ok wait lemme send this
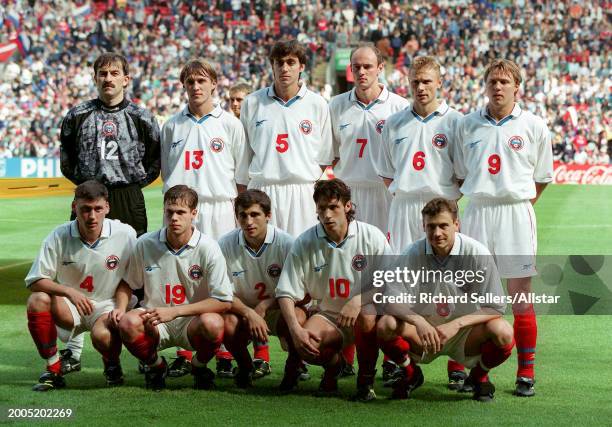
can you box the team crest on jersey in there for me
[351,254,367,272]
[508,135,524,151]
[431,134,448,149]
[375,120,386,134]
[267,264,282,278]
[105,255,119,270]
[299,120,313,135]
[102,121,117,137]
[210,138,224,153]
[189,265,203,280]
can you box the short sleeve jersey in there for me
[377,101,462,199]
[276,221,391,313]
[124,227,233,308]
[161,105,249,201]
[240,84,334,184]
[25,219,137,302]
[454,104,553,200]
[329,86,409,185]
[218,224,294,308]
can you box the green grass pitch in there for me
[1,184,611,426]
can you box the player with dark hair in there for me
[58,52,161,374]
[276,179,391,400]
[25,180,136,391]
[454,59,553,397]
[377,197,514,402]
[119,185,233,391]
[241,39,333,237]
[218,189,306,387]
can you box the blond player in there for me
[119,185,233,391]
[276,179,391,400]
[228,82,251,119]
[161,59,249,240]
[376,56,462,254]
[218,189,307,387]
[329,43,409,234]
[240,39,333,236]
[26,181,136,391]
[454,59,553,397]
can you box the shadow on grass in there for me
[1,259,32,305]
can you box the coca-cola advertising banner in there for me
[553,162,612,185]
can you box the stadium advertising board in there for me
[0,158,63,178]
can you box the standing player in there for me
[119,185,233,391]
[329,42,409,233]
[25,181,136,391]
[240,39,334,236]
[218,189,306,386]
[376,56,462,254]
[276,179,391,400]
[161,58,249,239]
[454,59,553,397]
[59,52,161,374]
[228,82,251,119]
[376,198,515,402]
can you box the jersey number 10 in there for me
[328,277,350,298]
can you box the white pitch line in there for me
[538,224,612,229]
[0,260,32,271]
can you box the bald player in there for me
[454,59,553,397]
[329,42,409,234]
[241,39,333,236]
[25,180,136,391]
[276,179,391,401]
[376,56,462,254]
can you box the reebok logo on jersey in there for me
[394,137,408,145]
[255,119,267,127]
[171,139,184,149]
[62,261,75,265]
[232,270,247,277]
[145,265,161,272]
[339,123,351,130]
[468,140,482,148]
[313,263,328,272]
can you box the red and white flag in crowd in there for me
[0,41,18,62]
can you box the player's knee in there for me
[356,313,377,332]
[91,326,112,348]
[199,313,224,338]
[496,321,514,347]
[27,292,51,312]
[118,312,143,337]
[222,313,240,336]
[376,315,396,341]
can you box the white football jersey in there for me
[330,85,409,184]
[240,83,334,184]
[124,227,233,309]
[276,221,391,313]
[377,101,462,199]
[454,104,553,200]
[161,105,249,200]
[25,219,136,302]
[218,224,294,308]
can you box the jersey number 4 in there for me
[328,277,350,298]
[79,276,94,292]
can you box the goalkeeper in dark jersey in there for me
[58,52,161,375]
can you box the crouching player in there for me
[276,179,391,400]
[376,198,514,402]
[25,181,136,391]
[119,185,233,391]
[218,189,305,387]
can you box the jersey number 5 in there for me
[328,277,350,298]
[276,134,289,153]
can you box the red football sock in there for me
[447,359,466,374]
[124,333,158,364]
[27,311,58,360]
[47,360,61,375]
[355,328,377,385]
[377,336,410,366]
[100,334,122,364]
[192,331,223,365]
[514,308,537,378]
[253,340,270,362]
[215,344,233,361]
[176,349,193,361]
[482,339,514,371]
[383,354,390,363]
[342,344,356,365]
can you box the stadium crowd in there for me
[0,0,609,163]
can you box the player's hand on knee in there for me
[435,322,459,347]
[415,318,441,354]
[292,327,320,358]
[142,307,177,326]
[68,289,94,316]
[246,310,269,342]
[108,308,126,329]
